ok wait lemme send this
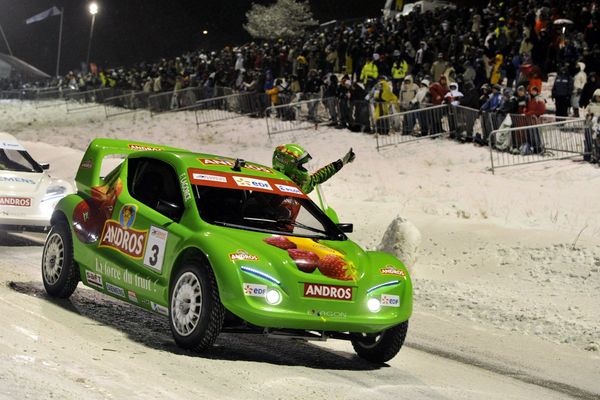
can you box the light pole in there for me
[86,2,99,68]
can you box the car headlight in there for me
[41,185,68,203]
[367,298,381,313]
[266,289,282,305]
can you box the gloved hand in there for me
[342,148,356,165]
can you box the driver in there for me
[272,144,355,194]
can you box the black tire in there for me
[169,256,224,351]
[351,320,409,363]
[41,220,79,298]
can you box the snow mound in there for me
[377,216,421,272]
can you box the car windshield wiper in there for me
[242,217,329,236]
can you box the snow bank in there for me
[377,216,421,273]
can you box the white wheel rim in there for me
[171,272,203,337]
[43,232,64,285]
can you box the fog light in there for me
[367,298,381,312]
[266,289,281,305]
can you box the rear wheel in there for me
[41,220,79,298]
[169,256,224,351]
[351,320,408,363]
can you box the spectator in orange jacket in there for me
[525,86,546,116]
[429,76,449,105]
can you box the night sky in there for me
[0,0,383,75]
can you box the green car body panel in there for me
[53,138,412,334]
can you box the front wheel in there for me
[41,220,79,298]
[351,320,408,363]
[169,256,224,351]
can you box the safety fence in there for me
[372,105,452,151]
[193,92,271,125]
[488,118,588,173]
[149,86,212,115]
[265,97,337,136]
[65,88,116,112]
[104,90,150,118]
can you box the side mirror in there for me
[40,163,50,170]
[156,199,182,222]
[336,223,353,233]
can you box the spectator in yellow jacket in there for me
[360,56,379,89]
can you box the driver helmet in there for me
[272,144,312,175]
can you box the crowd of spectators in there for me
[2,0,600,161]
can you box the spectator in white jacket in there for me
[399,75,419,110]
[572,62,587,118]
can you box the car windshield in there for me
[193,185,346,240]
[0,149,42,173]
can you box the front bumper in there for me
[222,276,413,334]
[0,215,50,232]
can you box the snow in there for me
[377,215,422,272]
[1,98,600,397]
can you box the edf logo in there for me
[381,294,400,307]
[243,283,267,297]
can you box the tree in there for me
[244,0,318,40]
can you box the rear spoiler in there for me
[75,138,187,193]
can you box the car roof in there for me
[76,138,294,194]
[0,131,26,151]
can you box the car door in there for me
[98,156,185,311]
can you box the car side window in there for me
[127,157,183,221]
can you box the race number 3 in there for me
[143,226,168,272]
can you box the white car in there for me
[0,132,73,232]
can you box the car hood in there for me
[0,170,49,195]
[218,228,370,283]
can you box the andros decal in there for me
[128,144,163,152]
[85,270,103,289]
[381,294,400,307]
[99,204,147,258]
[243,283,267,297]
[303,283,353,300]
[0,197,31,207]
[229,250,259,262]
[199,158,273,174]
[379,265,406,278]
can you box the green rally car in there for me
[41,138,412,362]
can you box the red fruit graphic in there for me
[263,235,297,250]
[72,199,105,244]
[287,249,319,273]
[318,254,357,281]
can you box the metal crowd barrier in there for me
[265,96,337,136]
[65,87,115,112]
[148,86,205,115]
[34,88,74,109]
[104,90,150,118]
[194,92,270,125]
[488,118,588,174]
[372,104,451,151]
[0,89,23,100]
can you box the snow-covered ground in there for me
[1,99,600,398]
